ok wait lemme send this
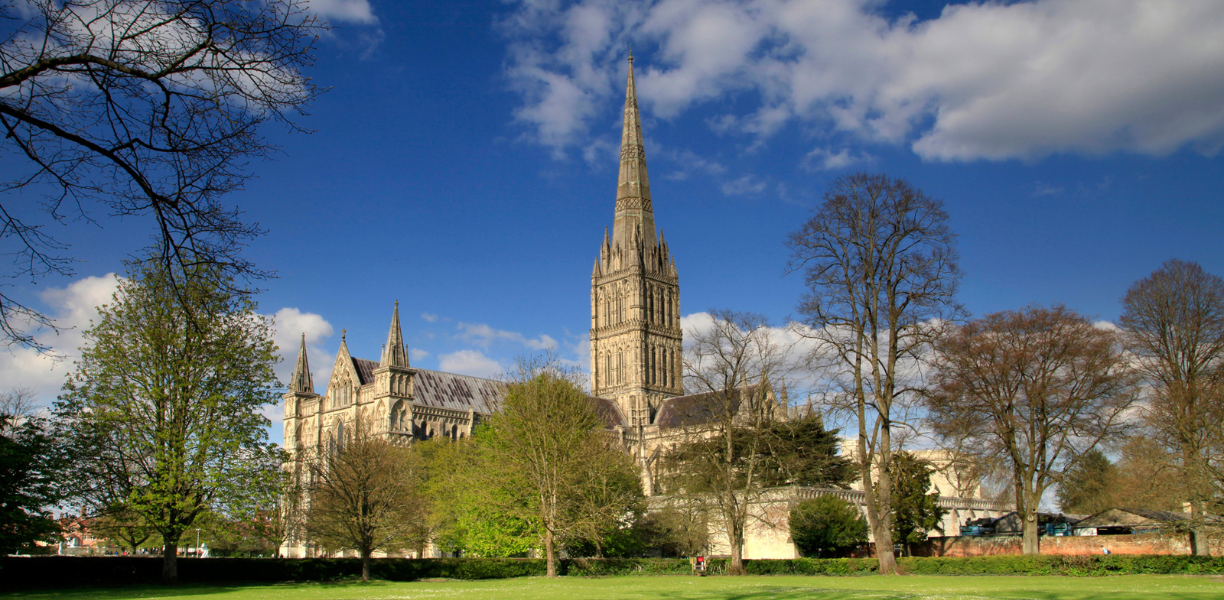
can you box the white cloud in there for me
[268,307,335,393]
[307,0,378,25]
[457,321,559,351]
[503,0,1224,161]
[720,174,768,196]
[0,274,121,406]
[410,348,430,362]
[421,312,439,322]
[803,146,873,171]
[438,349,504,379]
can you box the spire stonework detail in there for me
[591,56,683,427]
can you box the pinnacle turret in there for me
[380,300,410,368]
[289,333,314,394]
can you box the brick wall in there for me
[920,533,1224,557]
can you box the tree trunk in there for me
[162,541,179,583]
[873,521,897,574]
[729,524,744,575]
[1190,499,1210,556]
[545,529,557,578]
[361,549,371,582]
[1022,509,1040,555]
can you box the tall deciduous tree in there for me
[661,310,791,575]
[476,356,641,577]
[927,305,1138,554]
[55,260,282,582]
[889,452,946,557]
[304,418,427,580]
[0,0,324,351]
[1119,259,1224,554]
[786,173,961,574]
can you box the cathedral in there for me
[279,56,1005,558]
[281,55,696,484]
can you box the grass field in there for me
[5,575,1223,600]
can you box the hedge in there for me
[4,554,1224,590]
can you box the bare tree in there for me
[786,173,961,574]
[304,417,427,581]
[1119,259,1224,554]
[0,0,324,351]
[661,310,791,575]
[926,305,1138,554]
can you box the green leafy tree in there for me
[1056,449,1118,515]
[789,495,868,558]
[55,261,282,582]
[474,355,640,576]
[0,388,70,553]
[889,452,947,556]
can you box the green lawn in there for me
[5,575,1223,600]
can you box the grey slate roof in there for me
[412,368,507,415]
[654,385,760,430]
[346,362,625,427]
[352,358,379,385]
[591,396,627,428]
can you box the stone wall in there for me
[920,533,1224,557]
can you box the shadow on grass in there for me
[0,579,393,600]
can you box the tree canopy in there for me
[787,172,962,574]
[789,495,867,558]
[55,260,282,581]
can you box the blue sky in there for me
[3,0,1223,445]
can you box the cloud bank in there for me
[502,0,1224,162]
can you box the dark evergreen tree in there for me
[790,495,868,557]
[762,411,856,487]
[0,392,71,553]
[889,452,947,556]
[1056,449,1117,515]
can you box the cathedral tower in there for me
[591,55,682,427]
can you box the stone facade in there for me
[280,302,506,557]
[279,56,1005,560]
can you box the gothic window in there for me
[451,424,458,439]
[604,353,612,388]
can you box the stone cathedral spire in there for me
[591,55,682,427]
[381,300,410,368]
[289,333,313,394]
[612,52,656,253]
